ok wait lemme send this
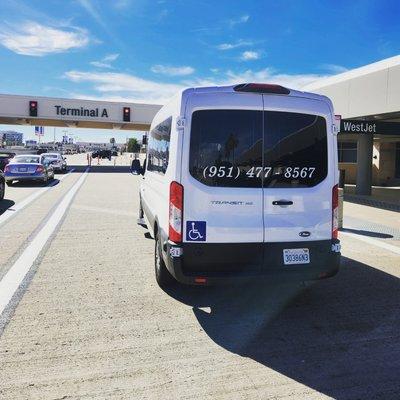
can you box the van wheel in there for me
[0,180,4,200]
[138,199,144,219]
[155,232,175,287]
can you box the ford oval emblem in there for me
[299,231,311,237]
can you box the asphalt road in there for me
[0,153,399,400]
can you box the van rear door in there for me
[181,92,264,245]
[262,95,333,243]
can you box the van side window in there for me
[147,116,172,174]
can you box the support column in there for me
[356,133,373,195]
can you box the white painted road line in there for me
[0,168,89,316]
[341,231,400,255]
[0,168,75,227]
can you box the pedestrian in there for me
[86,152,92,166]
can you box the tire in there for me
[0,180,4,200]
[139,199,144,219]
[155,231,175,287]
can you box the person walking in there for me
[86,152,92,166]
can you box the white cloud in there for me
[321,64,348,74]
[217,40,254,50]
[64,70,184,104]
[240,50,260,61]
[151,64,195,76]
[90,53,119,68]
[64,67,329,105]
[113,0,132,9]
[0,21,90,56]
[229,14,250,27]
[77,0,106,29]
[214,69,329,89]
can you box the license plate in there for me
[19,167,27,172]
[283,248,310,265]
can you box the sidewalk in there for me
[344,185,400,212]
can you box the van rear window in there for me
[189,110,327,188]
[189,110,263,188]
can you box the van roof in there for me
[183,83,332,105]
[153,83,334,127]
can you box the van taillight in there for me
[233,83,290,95]
[332,184,339,239]
[169,181,183,243]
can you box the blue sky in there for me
[0,0,399,142]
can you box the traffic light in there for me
[142,134,147,145]
[123,107,130,122]
[29,100,38,117]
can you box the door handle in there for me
[272,200,293,206]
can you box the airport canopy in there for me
[0,94,161,131]
[304,55,400,121]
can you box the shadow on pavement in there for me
[164,257,400,399]
[9,179,60,188]
[68,165,132,173]
[0,199,15,215]
[341,227,394,239]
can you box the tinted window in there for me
[263,111,327,188]
[13,156,40,163]
[147,117,172,174]
[189,110,263,187]
[338,141,357,163]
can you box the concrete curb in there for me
[344,194,400,212]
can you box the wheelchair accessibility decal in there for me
[186,221,206,242]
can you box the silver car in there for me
[4,155,55,186]
[42,153,67,173]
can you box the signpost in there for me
[34,126,44,143]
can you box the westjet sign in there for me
[340,120,400,136]
[342,121,376,133]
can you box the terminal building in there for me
[305,55,400,194]
[0,55,400,195]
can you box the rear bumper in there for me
[5,173,46,181]
[163,239,341,285]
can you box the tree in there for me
[127,138,140,153]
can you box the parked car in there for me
[0,170,5,201]
[42,153,67,173]
[4,154,55,186]
[139,83,341,287]
[0,152,15,171]
[92,149,111,159]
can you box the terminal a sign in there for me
[54,105,109,118]
[341,119,400,135]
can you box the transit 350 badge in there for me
[186,221,206,242]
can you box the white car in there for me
[139,83,341,287]
[42,153,67,173]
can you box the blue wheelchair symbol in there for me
[186,221,206,241]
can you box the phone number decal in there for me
[202,166,316,179]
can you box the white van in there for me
[139,83,341,286]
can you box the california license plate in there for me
[283,248,310,265]
[19,167,27,172]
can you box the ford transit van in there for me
[139,83,341,286]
